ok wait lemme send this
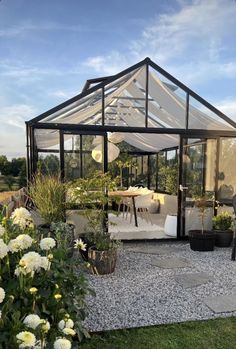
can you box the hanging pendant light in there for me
[92,143,120,163]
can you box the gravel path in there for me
[83,241,236,332]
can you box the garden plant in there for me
[0,206,93,348]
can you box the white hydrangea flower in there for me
[58,319,74,330]
[23,314,41,329]
[74,238,87,251]
[15,252,42,276]
[11,207,34,230]
[40,237,56,251]
[0,225,5,237]
[62,328,76,336]
[16,331,36,348]
[8,234,33,253]
[0,239,8,259]
[40,256,51,271]
[40,319,50,332]
[0,287,5,303]
[53,338,71,349]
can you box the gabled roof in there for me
[28,57,236,152]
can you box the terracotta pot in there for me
[188,230,215,251]
[88,247,117,275]
[213,229,233,247]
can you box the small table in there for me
[109,191,141,227]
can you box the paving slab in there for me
[127,246,178,255]
[151,257,191,268]
[174,273,213,288]
[204,294,236,313]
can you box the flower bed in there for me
[0,207,93,348]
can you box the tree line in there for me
[0,155,26,190]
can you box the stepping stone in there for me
[151,257,191,268]
[204,294,236,313]
[127,246,178,255]
[174,273,213,288]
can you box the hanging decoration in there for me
[91,132,124,163]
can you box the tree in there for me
[0,155,10,175]
[4,175,15,190]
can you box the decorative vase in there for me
[88,247,117,275]
[189,230,215,251]
[213,229,233,247]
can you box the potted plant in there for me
[70,171,120,275]
[188,195,215,251]
[212,211,233,247]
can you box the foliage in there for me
[194,194,212,233]
[30,173,66,224]
[158,165,178,195]
[70,171,120,251]
[4,175,15,190]
[212,211,233,231]
[37,155,60,176]
[0,156,26,178]
[0,207,93,348]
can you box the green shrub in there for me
[212,211,232,230]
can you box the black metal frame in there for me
[26,57,236,240]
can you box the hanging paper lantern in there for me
[92,143,120,163]
[107,132,125,144]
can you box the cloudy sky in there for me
[1,0,236,158]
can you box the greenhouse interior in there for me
[26,57,236,240]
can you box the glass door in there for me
[180,137,217,237]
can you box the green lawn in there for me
[80,317,236,349]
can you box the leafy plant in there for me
[194,194,212,234]
[70,171,120,251]
[30,173,66,224]
[0,208,93,348]
[212,211,232,230]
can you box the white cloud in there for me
[215,99,236,120]
[0,104,36,129]
[0,104,36,158]
[83,0,236,84]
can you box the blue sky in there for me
[1,0,236,158]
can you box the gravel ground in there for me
[83,241,236,332]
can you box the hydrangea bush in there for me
[0,207,93,348]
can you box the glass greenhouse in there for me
[26,57,236,239]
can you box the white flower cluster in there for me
[0,287,5,303]
[15,251,51,277]
[58,316,76,337]
[74,238,87,251]
[11,207,34,230]
[40,237,56,251]
[54,338,72,349]
[0,224,5,237]
[23,314,50,332]
[8,234,33,253]
[0,239,8,259]
[16,331,36,349]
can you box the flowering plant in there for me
[0,207,93,348]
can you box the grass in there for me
[80,317,236,349]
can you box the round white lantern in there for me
[92,143,120,163]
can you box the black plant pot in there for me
[189,230,215,251]
[213,229,233,247]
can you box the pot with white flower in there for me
[71,172,121,275]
